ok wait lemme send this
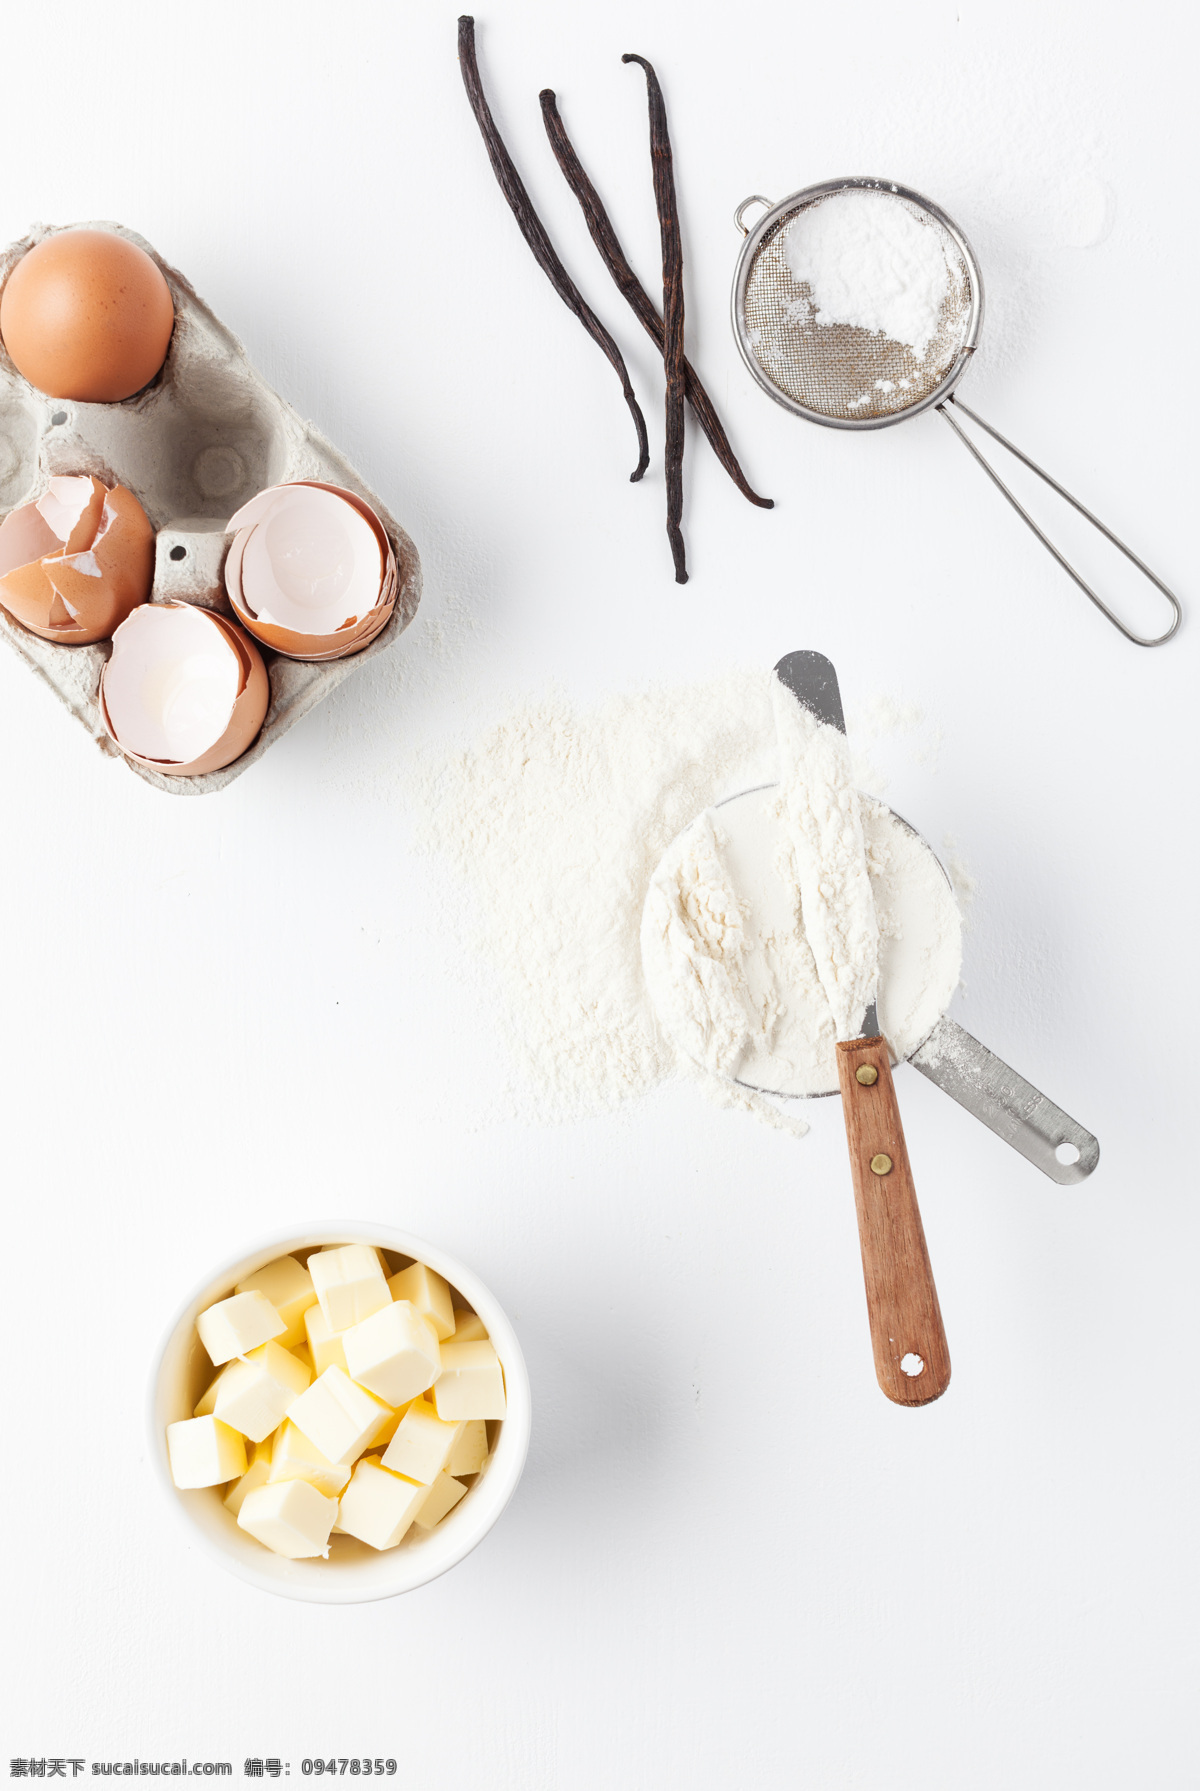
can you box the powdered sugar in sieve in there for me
[738,181,978,426]
[731,178,1180,645]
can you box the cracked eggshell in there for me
[0,221,422,794]
[100,601,269,777]
[0,474,154,644]
[224,482,397,661]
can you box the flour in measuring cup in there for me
[410,668,963,1133]
[641,687,963,1106]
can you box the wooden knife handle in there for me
[836,1036,951,1407]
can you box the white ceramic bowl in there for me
[148,1223,531,1603]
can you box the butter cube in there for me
[287,1366,390,1466]
[234,1256,317,1349]
[431,1340,507,1421]
[196,1290,286,1367]
[413,1469,469,1531]
[451,1307,489,1343]
[308,1245,391,1332]
[446,1419,488,1478]
[268,1419,352,1497]
[223,1436,274,1517]
[336,1458,427,1551]
[343,1301,441,1408]
[381,1398,463,1485]
[238,1479,338,1559]
[167,1416,247,1489]
[372,1401,409,1448]
[213,1341,311,1444]
[193,1363,232,1418]
[304,1303,350,1376]
[387,1262,455,1341]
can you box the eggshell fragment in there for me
[224,481,397,661]
[99,602,269,777]
[0,475,154,644]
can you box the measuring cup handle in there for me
[836,1036,951,1407]
[937,395,1181,647]
[909,1016,1100,1185]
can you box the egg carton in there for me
[0,221,421,796]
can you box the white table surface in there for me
[2,1,1196,1784]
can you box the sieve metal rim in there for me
[730,177,986,432]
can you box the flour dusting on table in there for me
[409,669,962,1131]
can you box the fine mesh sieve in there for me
[731,178,1181,646]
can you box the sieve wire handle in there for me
[937,395,1181,647]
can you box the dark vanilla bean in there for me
[539,88,772,512]
[457,17,649,483]
[623,55,687,582]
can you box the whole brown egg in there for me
[0,228,175,403]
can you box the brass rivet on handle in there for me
[870,1153,893,1176]
[856,1065,879,1086]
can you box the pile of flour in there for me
[410,668,962,1132]
[783,189,957,360]
[641,785,962,1103]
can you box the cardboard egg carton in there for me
[0,221,421,795]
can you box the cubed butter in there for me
[193,1363,232,1418]
[413,1469,469,1531]
[381,1398,463,1485]
[167,1415,246,1489]
[308,1245,391,1332]
[268,1419,352,1497]
[196,1290,286,1366]
[304,1303,349,1377]
[213,1341,311,1444]
[388,1262,455,1341]
[431,1339,506,1421]
[238,1479,338,1559]
[451,1307,489,1343]
[287,1366,390,1466]
[446,1418,488,1478]
[234,1256,318,1349]
[223,1436,274,1517]
[372,1401,409,1448]
[343,1300,441,1408]
[336,1458,427,1551]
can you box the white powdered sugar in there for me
[783,190,955,359]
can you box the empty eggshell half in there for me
[224,481,397,660]
[100,602,269,777]
[0,474,154,644]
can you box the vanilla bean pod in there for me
[623,55,687,582]
[457,16,649,483]
[539,88,772,512]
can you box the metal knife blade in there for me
[773,650,879,1038]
